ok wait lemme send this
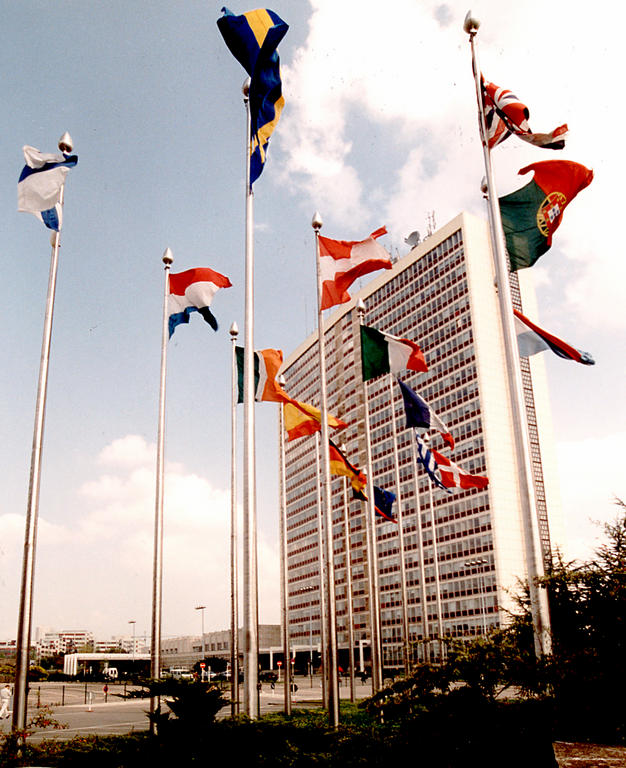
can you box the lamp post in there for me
[128,620,136,664]
[195,605,206,677]
[464,558,488,634]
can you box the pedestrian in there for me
[0,685,11,719]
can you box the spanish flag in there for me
[329,440,368,501]
[283,399,347,441]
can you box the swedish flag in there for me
[218,7,288,186]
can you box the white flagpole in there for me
[409,439,430,663]
[229,321,240,716]
[315,432,328,709]
[312,211,340,729]
[277,376,292,715]
[355,299,383,693]
[242,79,260,717]
[12,132,74,733]
[387,376,411,676]
[149,247,173,732]
[464,11,551,656]
[340,469,356,702]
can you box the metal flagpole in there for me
[150,247,173,732]
[464,11,551,656]
[12,132,73,733]
[410,440,430,663]
[312,211,340,729]
[387,376,411,676]
[355,299,383,694]
[341,472,356,702]
[229,321,240,716]
[315,432,328,709]
[242,78,260,717]
[424,442,445,661]
[277,375,292,715]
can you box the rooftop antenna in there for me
[426,211,437,237]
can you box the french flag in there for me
[513,309,594,365]
[168,267,232,337]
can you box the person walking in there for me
[0,685,11,719]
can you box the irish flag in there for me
[360,325,427,381]
[499,160,593,271]
[236,347,287,402]
[168,267,232,337]
[319,227,392,310]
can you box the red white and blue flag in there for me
[482,76,568,151]
[168,267,232,337]
[416,435,488,492]
[514,309,594,365]
[374,486,397,523]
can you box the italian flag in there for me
[360,325,427,382]
[499,160,593,271]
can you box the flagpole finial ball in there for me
[242,77,251,98]
[311,211,323,230]
[463,11,480,34]
[229,321,239,337]
[162,247,173,266]
[277,374,286,387]
[58,132,73,153]
[480,176,488,195]
[356,298,366,315]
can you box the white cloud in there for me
[557,432,626,562]
[0,435,279,641]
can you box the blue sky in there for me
[1,0,623,642]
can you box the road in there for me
[0,677,376,742]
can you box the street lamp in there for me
[128,620,136,664]
[464,558,488,634]
[195,605,206,678]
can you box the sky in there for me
[0,0,624,644]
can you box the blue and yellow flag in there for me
[217,7,288,186]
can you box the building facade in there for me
[281,212,562,669]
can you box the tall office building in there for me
[281,212,562,669]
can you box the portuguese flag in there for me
[499,160,593,271]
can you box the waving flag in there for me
[168,267,232,337]
[217,7,288,186]
[319,227,392,310]
[416,435,488,491]
[236,347,287,402]
[329,440,368,500]
[374,486,397,523]
[514,309,595,365]
[397,379,454,449]
[282,398,347,441]
[499,160,593,271]
[18,145,78,231]
[360,325,427,381]
[482,76,568,151]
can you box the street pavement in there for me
[0,676,377,743]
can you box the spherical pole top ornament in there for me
[277,374,286,387]
[229,321,239,337]
[480,176,488,195]
[162,247,173,266]
[356,298,365,315]
[242,77,251,98]
[311,211,323,231]
[58,132,73,153]
[463,10,480,34]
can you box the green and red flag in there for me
[499,160,593,271]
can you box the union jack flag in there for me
[415,435,488,491]
[481,76,567,151]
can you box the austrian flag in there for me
[318,227,392,310]
[168,267,232,337]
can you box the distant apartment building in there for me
[35,629,94,657]
[281,212,562,668]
